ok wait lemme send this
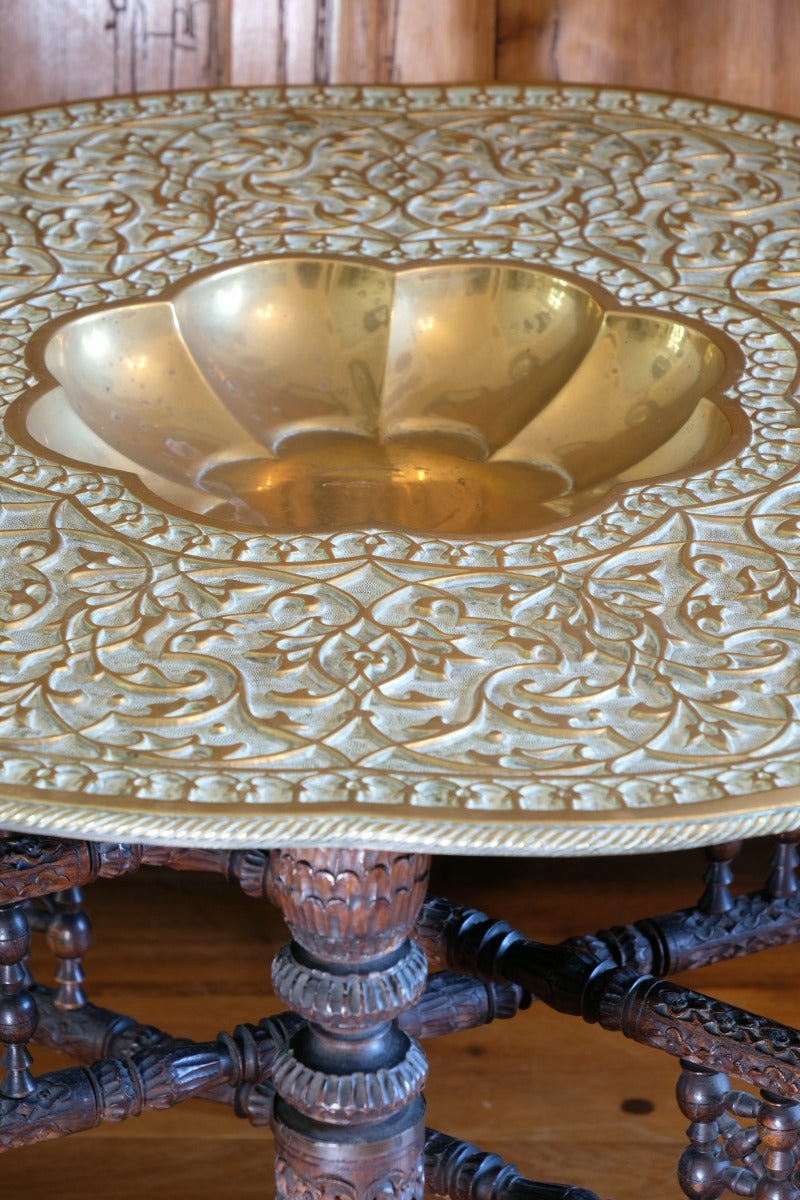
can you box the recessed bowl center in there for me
[21,257,735,536]
[204,433,566,535]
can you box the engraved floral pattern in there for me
[0,86,799,851]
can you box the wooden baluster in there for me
[755,1091,800,1198]
[47,887,91,1010]
[679,1082,764,1197]
[19,902,34,989]
[766,833,800,901]
[0,903,36,1098]
[677,1060,733,1199]
[699,842,742,915]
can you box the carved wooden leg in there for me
[0,902,36,1099]
[47,887,91,1011]
[266,848,431,1200]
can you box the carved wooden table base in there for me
[2,834,800,1199]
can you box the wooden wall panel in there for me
[2,1,800,118]
[1,0,117,111]
[229,0,495,87]
[0,0,495,112]
[497,0,800,117]
[229,1,320,86]
[327,0,496,84]
[0,0,228,113]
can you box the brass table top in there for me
[0,84,798,854]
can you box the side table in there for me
[1,84,800,1198]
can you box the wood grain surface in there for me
[2,0,799,115]
[496,0,800,116]
[4,841,795,1199]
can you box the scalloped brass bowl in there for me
[25,257,731,535]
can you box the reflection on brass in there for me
[25,259,730,536]
[0,86,799,854]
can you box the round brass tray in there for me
[0,84,798,853]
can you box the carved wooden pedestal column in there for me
[266,848,431,1200]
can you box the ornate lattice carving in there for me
[596,972,800,1100]
[0,1068,98,1150]
[0,838,98,905]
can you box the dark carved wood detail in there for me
[29,973,526,1133]
[767,832,800,901]
[419,829,800,983]
[0,902,36,1098]
[46,887,90,1010]
[415,896,603,1016]
[0,1067,100,1149]
[32,978,298,1129]
[415,895,800,1104]
[0,836,271,904]
[592,970,800,1102]
[274,1101,426,1200]
[0,838,98,905]
[271,939,429,1030]
[676,1059,800,1198]
[399,973,528,1040]
[10,829,800,981]
[572,886,800,978]
[0,1000,305,1152]
[698,842,741,915]
[0,1047,221,1152]
[9,830,800,1196]
[32,983,174,1062]
[270,1037,428,1126]
[754,1091,800,1194]
[267,849,430,1200]
[676,1062,760,1198]
[415,895,525,975]
[31,969,524,1074]
[266,848,430,962]
[32,981,302,1082]
[424,1128,601,1200]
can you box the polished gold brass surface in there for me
[0,86,799,853]
[25,259,729,536]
